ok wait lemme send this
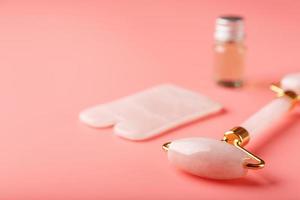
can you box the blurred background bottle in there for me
[213,15,246,88]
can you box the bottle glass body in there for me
[213,40,246,87]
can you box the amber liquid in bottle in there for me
[214,15,246,87]
[214,40,246,87]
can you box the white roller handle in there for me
[241,96,293,139]
[242,72,300,141]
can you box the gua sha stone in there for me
[164,73,300,180]
[80,84,223,140]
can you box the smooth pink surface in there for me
[1,1,300,199]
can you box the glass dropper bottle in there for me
[213,15,246,88]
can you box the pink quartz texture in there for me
[2,1,300,199]
[168,138,249,179]
[281,73,300,94]
[241,96,293,140]
[241,73,300,142]
[80,84,222,140]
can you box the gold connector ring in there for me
[223,126,265,170]
[270,83,300,102]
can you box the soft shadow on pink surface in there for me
[243,77,281,91]
[174,168,279,188]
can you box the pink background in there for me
[1,0,300,199]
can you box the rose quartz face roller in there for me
[163,73,300,180]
